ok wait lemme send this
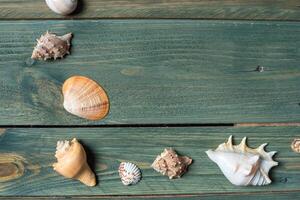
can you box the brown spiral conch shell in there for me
[53,138,96,186]
[291,138,300,153]
[151,148,192,179]
[31,31,72,60]
[62,76,110,120]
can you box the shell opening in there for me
[55,139,74,159]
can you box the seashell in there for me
[151,148,192,179]
[206,135,278,186]
[118,162,142,186]
[31,31,72,60]
[62,76,110,120]
[291,138,300,153]
[53,138,96,186]
[45,0,78,15]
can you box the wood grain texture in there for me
[2,192,300,199]
[0,0,300,20]
[0,127,300,196]
[0,20,299,125]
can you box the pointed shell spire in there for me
[206,135,278,186]
[31,31,72,60]
[62,76,110,120]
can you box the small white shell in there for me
[291,138,300,153]
[118,162,141,186]
[45,0,78,15]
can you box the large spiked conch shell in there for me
[32,31,72,60]
[62,76,110,120]
[206,136,278,186]
[53,138,96,186]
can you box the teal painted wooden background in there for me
[0,0,300,20]
[0,0,299,199]
[0,127,300,196]
[0,20,299,125]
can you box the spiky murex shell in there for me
[206,135,278,186]
[31,31,72,60]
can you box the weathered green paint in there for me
[0,127,299,196]
[0,0,300,20]
[1,0,300,198]
[0,20,299,125]
[2,192,300,200]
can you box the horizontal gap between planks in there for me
[0,122,300,128]
[0,123,233,128]
[0,17,299,22]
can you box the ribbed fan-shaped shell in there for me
[62,76,109,120]
[118,162,141,186]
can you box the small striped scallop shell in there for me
[62,76,109,120]
[118,162,141,186]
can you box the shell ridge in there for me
[239,137,247,152]
[62,76,109,120]
[70,80,102,111]
[118,162,141,186]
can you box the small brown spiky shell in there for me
[151,148,192,179]
[31,31,72,60]
[291,138,300,153]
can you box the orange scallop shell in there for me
[62,76,109,120]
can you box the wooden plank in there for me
[2,191,300,199]
[0,20,299,125]
[0,127,300,196]
[0,0,300,20]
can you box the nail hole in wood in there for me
[256,65,264,72]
